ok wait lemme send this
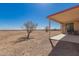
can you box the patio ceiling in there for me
[48,5,79,24]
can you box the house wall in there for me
[61,24,66,33]
[61,21,79,34]
[74,22,79,31]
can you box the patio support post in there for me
[48,19,54,48]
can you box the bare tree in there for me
[24,21,37,39]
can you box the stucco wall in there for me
[61,24,66,33]
[61,22,79,34]
[74,22,79,31]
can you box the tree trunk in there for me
[27,32,31,39]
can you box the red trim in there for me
[48,5,79,18]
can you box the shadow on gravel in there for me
[14,36,34,44]
[14,37,28,44]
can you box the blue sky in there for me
[0,3,79,30]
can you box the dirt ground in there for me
[0,30,61,56]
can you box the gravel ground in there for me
[0,30,61,56]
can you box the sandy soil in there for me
[0,30,61,56]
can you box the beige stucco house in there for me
[48,5,79,34]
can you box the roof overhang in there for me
[48,5,79,24]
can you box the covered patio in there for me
[48,5,79,34]
[47,5,79,56]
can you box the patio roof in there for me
[48,5,79,24]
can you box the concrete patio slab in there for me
[50,34,79,44]
[50,34,66,40]
[49,34,79,56]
